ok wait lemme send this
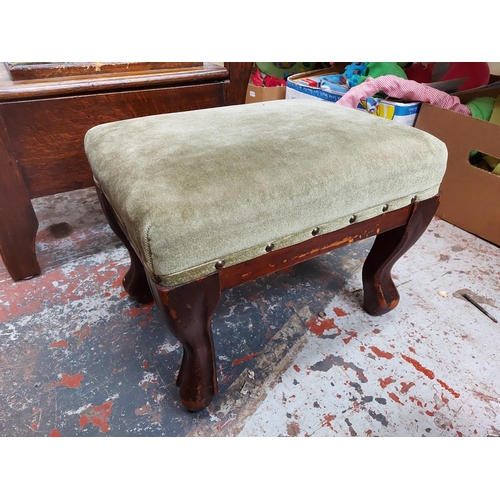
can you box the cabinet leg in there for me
[0,120,40,281]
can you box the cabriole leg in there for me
[95,186,153,303]
[149,274,221,412]
[362,196,440,316]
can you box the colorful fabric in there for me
[336,75,472,116]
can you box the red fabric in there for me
[404,63,490,91]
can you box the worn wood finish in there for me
[0,62,253,281]
[0,62,229,100]
[149,274,221,412]
[219,204,414,291]
[5,62,203,81]
[0,116,40,280]
[99,191,439,411]
[362,196,441,316]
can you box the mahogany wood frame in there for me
[0,62,253,281]
[96,186,440,411]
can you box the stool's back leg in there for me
[149,274,221,412]
[362,196,440,316]
[95,187,153,304]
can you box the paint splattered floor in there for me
[1,187,499,437]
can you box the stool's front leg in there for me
[149,274,221,412]
[362,196,440,316]
[95,187,153,304]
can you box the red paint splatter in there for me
[400,382,415,394]
[366,429,373,436]
[30,423,38,430]
[79,400,114,433]
[333,307,348,317]
[305,316,340,336]
[401,354,435,379]
[0,263,130,322]
[437,379,460,398]
[360,346,366,352]
[456,431,463,437]
[342,331,357,344]
[409,396,424,408]
[474,429,478,435]
[50,340,69,349]
[379,376,395,389]
[49,428,62,437]
[293,365,300,372]
[143,361,148,369]
[124,303,153,317]
[388,392,403,404]
[425,410,435,416]
[409,346,416,354]
[322,414,336,429]
[441,394,449,404]
[60,373,84,388]
[232,352,260,366]
[372,329,380,334]
[370,346,394,359]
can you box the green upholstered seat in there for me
[84,99,447,287]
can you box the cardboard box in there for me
[245,83,286,103]
[286,68,421,126]
[414,85,500,246]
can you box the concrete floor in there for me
[1,186,499,437]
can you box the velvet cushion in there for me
[84,99,447,286]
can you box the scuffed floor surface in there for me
[1,187,499,437]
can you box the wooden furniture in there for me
[84,99,448,411]
[0,62,253,281]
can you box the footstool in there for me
[84,99,447,411]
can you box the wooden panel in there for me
[0,63,228,101]
[0,82,225,198]
[5,62,203,80]
[219,205,413,291]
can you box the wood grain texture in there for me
[0,62,228,100]
[2,83,225,198]
[5,62,203,81]
[0,62,253,281]
[0,116,40,280]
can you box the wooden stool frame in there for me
[96,186,440,411]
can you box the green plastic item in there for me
[366,62,408,80]
[466,97,496,121]
[255,62,315,78]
